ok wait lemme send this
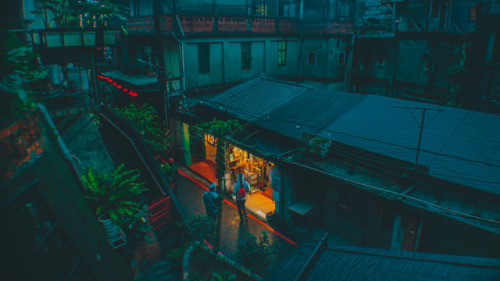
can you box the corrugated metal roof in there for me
[200,73,311,123]
[201,74,500,195]
[266,245,500,281]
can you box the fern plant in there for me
[81,164,148,224]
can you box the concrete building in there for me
[120,0,355,97]
[181,74,500,258]
[351,0,481,105]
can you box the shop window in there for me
[241,42,252,70]
[278,41,287,66]
[198,43,210,74]
[338,52,345,65]
[307,51,316,65]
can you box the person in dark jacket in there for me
[203,182,219,222]
[233,173,250,221]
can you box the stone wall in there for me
[0,112,45,181]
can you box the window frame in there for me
[278,41,287,66]
[307,51,316,65]
[338,51,346,65]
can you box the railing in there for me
[127,14,353,35]
[29,28,122,48]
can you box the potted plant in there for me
[32,0,127,47]
[160,160,178,192]
[0,32,47,181]
[115,103,172,157]
[81,164,149,245]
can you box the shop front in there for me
[227,145,279,220]
[187,132,280,221]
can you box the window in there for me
[307,51,316,64]
[469,7,476,21]
[241,42,252,70]
[376,58,385,66]
[338,52,345,65]
[104,47,114,61]
[256,0,268,16]
[278,41,287,66]
[198,43,210,74]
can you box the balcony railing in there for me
[127,14,353,35]
[29,29,122,48]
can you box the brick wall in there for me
[0,112,45,181]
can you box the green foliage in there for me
[81,164,148,225]
[195,119,243,182]
[178,215,216,244]
[0,33,47,94]
[160,162,178,184]
[300,134,331,159]
[89,113,101,128]
[33,0,128,29]
[75,0,129,29]
[165,246,187,267]
[211,271,237,281]
[122,207,152,241]
[0,32,46,128]
[236,231,278,275]
[32,0,76,29]
[115,103,171,155]
[447,43,472,107]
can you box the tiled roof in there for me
[200,74,500,195]
[200,73,311,123]
[266,245,500,281]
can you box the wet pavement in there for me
[175,167,298,271]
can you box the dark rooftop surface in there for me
[265,245,500,281]
[202,73,500,195]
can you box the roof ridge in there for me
[258,72,314,90]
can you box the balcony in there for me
[29,29,122,48]
[127,14,353,36]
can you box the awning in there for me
[289,200,318,216]
[103,70,158,86]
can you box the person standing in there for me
[233,173,250,221]
[203,182,220,222]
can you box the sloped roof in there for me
[200,74,500,195]
[265,245,500,281]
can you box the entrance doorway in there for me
[228,145,276,220]
[187,134,277,220]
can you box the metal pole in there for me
[415,108,426,164]
[154,0,169,129]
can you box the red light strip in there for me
[177,169,298,247]
[98,75,138,97]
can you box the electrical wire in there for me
[202,98,500,169]
[281,158,500,225]
[197,97,500,210]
